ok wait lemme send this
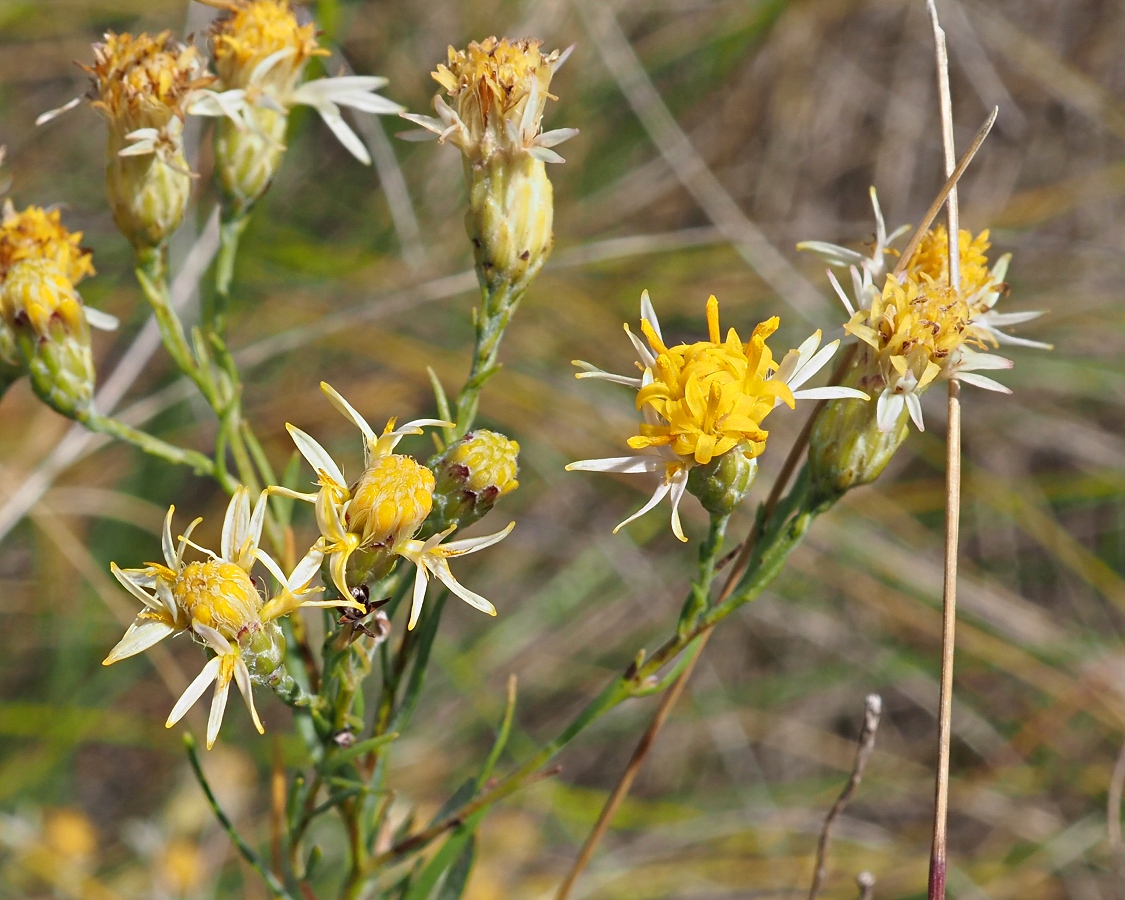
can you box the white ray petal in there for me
[408,560,429,631]
[162,506,177,569]
[311,101,372,164]
[796,240,866,268]
[624,324,657,368]
[791,386,868,401]
[110,562,162,611]
[286,424,346,487]
[440,521,515,556]
[207,665,232,749]
[955,372,1012,393]
[612,478,672,534]
[566,456,665,474]
[535,127,579,148]
[956,350,1013,372]
[83,307,119,331]
[667,468,690,542]
[990,331,1053,350]
[320,382,374,442]
[250,48,295,85]
[221,488,251,563]
[528,146,565,163]
[288,546,325,592]
[103,619,177,665]
[166,657,221,728]
[573,360,642,387]
[193,622,233,656]
[876,391,905,433]
[978,310,1044,327]
[639,290,663,342]
[426,556,497,616]
[827,269,856,316]
[787,337,838,391]
[36,96,81,126]
[233,657,264,735]
[905,392,925,431]
[396,127,441,142]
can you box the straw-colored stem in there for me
[927,7,964,896]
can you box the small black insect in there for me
[337,583,392,641]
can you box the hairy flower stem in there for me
[78,409,214,474]
[454,280,520,438]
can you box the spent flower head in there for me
[104,487,360,748]
[280,383,513,629]
[402,37,578,294]
[568,292,865,540]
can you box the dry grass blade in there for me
[808,694,883,900]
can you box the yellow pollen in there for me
[172,560,261,637]
[0,204,95,284]
[449,431,520,495]
[0,259,87,338]
[628,296,794,466]
[86,31,211,131]
[211,0,326,90]
[907,225,994,297]
[347,454,436,547]
[845,274,984,393]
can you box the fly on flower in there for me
[104,487,362,749]
[568,291,866,540]
[279,383,514,630]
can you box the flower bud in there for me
[84,32,210,250]
[105,120,193,251]
[215,108,288,217]
[466,155,553,295]
[808,351,908,508]
[686,444,758,516]
[427,429,520,533]
[0,259,95,417]
[240,619,286,684]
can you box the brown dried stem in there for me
[807,694,883,900]
[927,4,964,898]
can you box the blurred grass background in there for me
[0,0,1121,896]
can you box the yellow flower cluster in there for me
[906,225,994,298]
[211,0,326,92]
[0,202,95,284]
[85,31,211,136]
[630,297,794,466]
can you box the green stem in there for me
[79,410,214,475]
[370,474,823,869]
[453,280,520,438]
[214,213,250,333]
[185,735,297,900]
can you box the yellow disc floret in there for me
[448,430,520,496]
[629,296,794,466]
[907,225,994,298]
[169,559,261,637]
[0,203,95,284]
[0,258,87,338]
[211,0,326,92]
[845,274,982,394]
[347,454,436,548]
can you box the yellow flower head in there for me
[347,453,436,549]
[210,0,326,92]
[0,202,95,285]
[85,31,212,137]
[446,430,520,497]
[629,296,794,466]
[845,275,971,394]
[907,225,994,298]
[0,258,87,339]
[105,488,358,748]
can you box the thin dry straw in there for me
[926,1,964,898]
